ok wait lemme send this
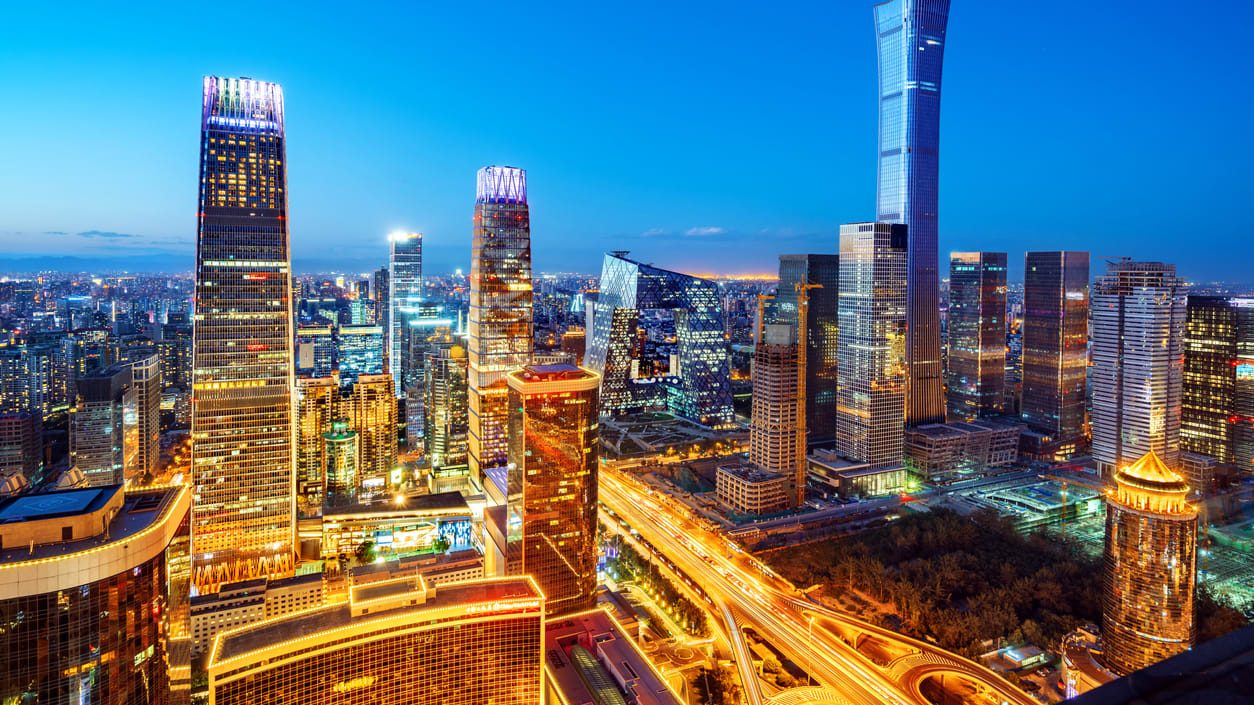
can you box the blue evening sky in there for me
[1,1,1250,281]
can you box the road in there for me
[600,467,1037,705]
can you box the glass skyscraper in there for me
[1182,296,1254,470]
[585,253,735,428]
[191,76,295,590]
[875,0,951,426]
[774,254,840,444]
[1020,252,1089,454]
[336,324,385,386]
[388,232,423,396]
[835,223,908,468]
[945,252,1007,420]
[468,166,533,486]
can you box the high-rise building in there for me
[323,419,359,508]
[425,338,470,471]
[0,484,191,705]
[750,323,805,506]
[1102,451,1197,676]
[835,223,908,468]
[191,76,295,589]
[70,362,131,486]
[130,353,162,481]
[1020,252,1090,456]
[400,305,454,444]
[875,0,951,426]
[343,373,398,488]
[1182,296,1254,470]
[586,253,735,428]
[469,166,533,486]
[294,376,337,520]
[207,576,544,705]
[336,324,385,385]
[774,254,840,444]
[945,252,1007,420]
[295,325,334,378]
[1091,260,1187,477]
[0,411,42,487]
[505,364,600,617]
[388,232,423,395]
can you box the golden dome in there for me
[1111,450,1193,515]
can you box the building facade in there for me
[946,252,1007,420]
[468,166,533,487]
[750,323,805,506]
[425,339,470,471]
[0,411,42,486]
[191,76,296,589]
[69,362,131,486]
[388,232,423,395]
[835,223,908,468]
[715,463,790,515]
[875,0,952,426]
[130,353,162,480]
[506,364,600,617]
[904,420,1021,484]
[1102,451,1197,675]
[1020,252,1090,456]
[774,254,840,444]
[336,324,384,386]
[1091,261,1187,476]
[1182,296,1254,470]
[342,373,398,489]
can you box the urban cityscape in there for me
[2,2,1252,704]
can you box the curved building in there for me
[875,0,951,425]
[1102,451,1197,675]
[0,484,191,705]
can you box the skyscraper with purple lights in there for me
[191,76,295,590]
[875,0,951,425]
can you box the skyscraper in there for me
[69,362,130,486]
[336,324,385,385]
[1102,451,1197,676]
[835,223,908,468]
[192,76,295,589]
[425,337,470,471]
[388,232,423,396]
[506,364,600,617]
[294,376,338,519]
[343,373,398,489]
[129,353,162,481]
[585,253,735,428]
[774,254,840,444]
[749,323,805,507]
[323,419,359,507]
[1020,252,1090,456]
[1182,296,1254,470]
[295,325,334,378]
[945,252,1007,420]
[875,0,951,426]
[1091,260,1187,477]
[468,166,533,487]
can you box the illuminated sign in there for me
[1236,362,1254,381]
[465,599,541,616]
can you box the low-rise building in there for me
[904,420,1021,484]
[348,548,484,587]
[320,491,475,560]
[544,608,683,705]
[807,448,907,499]
[190,573,324,656]
[715,463,790,515]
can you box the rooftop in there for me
[545,609,683,705]
[0,486,114,522]
[718,463,785,484]
[0,485,185,563]
[322,490,470,517]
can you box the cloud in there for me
[684,226,726,237]
[74,230,138,239]
[640,228,671,238]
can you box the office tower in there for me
[295,325,334,378]
[158,321,193,388]
[0,411,42,486]
[560,326,587,365]
[1102,451,1197,675]
[0,343,47,414]
[946,252,1007,420]
[1,484,191,705]
[400,304,453,443]
[775,254,840,444]
[61,328,117,402]
[295,376,338,519]
[372,266,389,342]
[388,231,423,395]
[130,354,161,480]
[192,76,295,589]
[343,373,398,488]
[1091,261,1187,476]
[1182,296,1254,469]
[586,252,735,427]
[750,323,805,506]
[875,0,950,426]
[506,364,600,616]
[1020,252,1090,455]
[835,223,908,468]
[323,419,359,507]
[207,576,544,705]
[469,166,533,486]
[70,362,131,486]
[336,324,385,385]
[425,338,470,470]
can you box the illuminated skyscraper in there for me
[388,232,423,396]
[1182,296,1254,470]
[749,323,805,507]
[774,254,840,444]
[295,325,334,377]
[586,253,735,428]
[130,353,162,481]
[191,76,295,589]
[294,376,338,519]
[875,0,950,426]
[69,362,130,486]
[323,419,359,507]
[1102,451,1197,676]
[835,223,908,468]
[945,252,1007,420]
[468,166,533,486]
[1091,261,1187,477]
[506,364,600,617]
[1020,252,1090,456]
[336,324,384,385]
[343,373,398,489]
[425,337,469,471]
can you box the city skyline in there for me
[2,3,1252,282]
